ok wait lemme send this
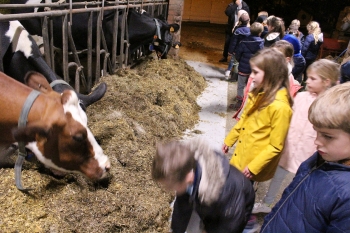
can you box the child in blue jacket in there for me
[261,83,350,233]
[225,11,250,80]
[230,22,264,110]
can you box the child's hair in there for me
[266,16,285,38]
[307,59,340,87]
[288,19,301,38]
[290,19,300,28]
[234,9,250,29]
[250,22,263,36]
[248,48,293,115]
[271,40,294,67]
[152,141,196,183]
[256,11,268,25]
[306,21,322,44]
[258,11,268,17]
[308,82,350,134]
[239,12,250,25]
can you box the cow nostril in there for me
[105,165,111,172]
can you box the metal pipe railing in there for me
[0,0,169,93]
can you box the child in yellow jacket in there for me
[222,48,293,182]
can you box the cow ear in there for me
[24,71,53,94]
[12,123,50,143]
[169,24,180,33]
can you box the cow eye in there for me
[73,133,85,142]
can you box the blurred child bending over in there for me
[152,139,255,233]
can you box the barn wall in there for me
[182,0,230,24]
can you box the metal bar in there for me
[87,11,93,92]
[95,10,101,83]
[62,14,69,82]
[111,9,118,71]
[100,27,113,74]
[42,16,51,67]
[49,18,55,73]
[0,3,167,22]
[119,8,127,67]
[67,22,87,89]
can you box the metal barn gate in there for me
[0,0,169,93]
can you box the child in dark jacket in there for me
[264,16,285,47]
[152,139,255,233]
[301,21,323,79]
[225,12,251,79]
[340,60,350,83]
[255,11,268,39]
[261,82,350,233]
[230,22,264,110]
[283,34,306,83]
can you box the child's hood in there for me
[265,32,280,41]
[234,26,250,36]
[187,138,226,205]
[318,33,323,43]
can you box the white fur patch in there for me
[62,91,110,172]
[26,142,78,174]
[26,0,42,13]
[6,21,33,58]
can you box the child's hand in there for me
[222,144,229,154]
[243,166,253,179]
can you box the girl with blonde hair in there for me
[301,21,324,79]
[286,19,304,40]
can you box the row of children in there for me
[224,10,324,112]
[151,46,350,232]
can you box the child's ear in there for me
[286,57,291,63]
[324,78,331,88]
[185,169,195,184]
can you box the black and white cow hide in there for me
[10,0,180,59]
[0,20,107,109]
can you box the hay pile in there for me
[0,57,207,232]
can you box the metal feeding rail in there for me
[0,0,169,93]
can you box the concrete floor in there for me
[183,61,294,232]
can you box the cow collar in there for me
[15,90,41,192]
[152,18,168,59]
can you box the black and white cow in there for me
[10,0,180,59]
[0,19,107,110]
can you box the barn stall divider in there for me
[0,0,169,93]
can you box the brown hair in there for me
[307,59,340,87]
[271,40,294,67]
[248,48,293,115]
[152,141,196,183]
[250,22,264,36]
[309,82,350,134]
[266,16,285,38]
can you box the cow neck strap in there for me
[15,90,41,192]
[50,79,70,88]
[153,18,162,40]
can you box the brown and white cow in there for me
[0,71,110,180]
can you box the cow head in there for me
[150,23,181,59]
[124,9,180,59]
[12,72,110,180]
